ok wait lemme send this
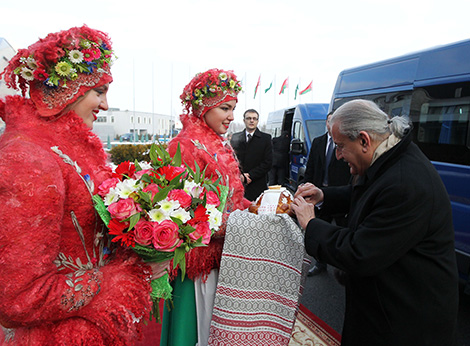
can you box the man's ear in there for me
[358,131,371,151]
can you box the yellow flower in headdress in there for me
[55,61,72,77]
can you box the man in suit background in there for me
[301,111,351,275]
[269,130,290,186]
[231,109,273,201]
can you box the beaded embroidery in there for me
[51,146,109,312]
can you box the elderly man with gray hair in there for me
[292,99,459,346]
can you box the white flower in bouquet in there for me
[115,178,144,199]
[184,180,204,198]
[207,205,223,230]
[104,189,119,206]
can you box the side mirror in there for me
[291,138,304,155]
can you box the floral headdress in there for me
[180,68,242,118]
[1,25,115,117]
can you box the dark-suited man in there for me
[292,100,458,346]
[302,112,350,275]
[269,130,290,186]
[231,109,272,201]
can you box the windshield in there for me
[306,119,326,140]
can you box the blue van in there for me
[330,39,470,287]
[266,103,329,190]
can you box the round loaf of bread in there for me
[248,187,293,215]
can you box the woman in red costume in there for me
[0,26,161,345]
[161,69,251,346]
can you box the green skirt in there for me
[160,273,197,346]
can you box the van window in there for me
[306,120,327,140]
[409,83,470,165]
[417,98,470,146]
[333,92,412,117]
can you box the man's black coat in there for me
[231,128,272,201]
[305,133,459,345]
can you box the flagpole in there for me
[133,59,136,144]
[286,77,289,108]
[273,75,276,111]
[312,81,314,103]
[244,72,247,112]
[297,77,301,104]
[152,62,155,141]
[170,62,174,139]
[259,81,262,117]
[286,77,288,108]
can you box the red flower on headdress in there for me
[82,49,95,62]
[33,69,49,81]
[91,48,101,59]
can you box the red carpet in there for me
[136,302,341,346]
[288,304,342,346]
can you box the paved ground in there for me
[299,256,470,345]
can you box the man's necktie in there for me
[323,137,334,186]
[247,134,252,143]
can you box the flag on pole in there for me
[294,84,299,100]
[264,82,273,93]
[279,78,288,95]
[253,75,261,99]
[299,81,313,95]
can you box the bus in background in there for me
[330,39,470,288]
[266,103,328,190]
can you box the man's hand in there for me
[294,183,324,205]
[243,173,252,185]
[149,259,172,280]
[291,195,317,229]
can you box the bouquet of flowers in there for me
[93,143,228,322]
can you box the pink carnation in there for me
[135,169,152,179]
[108,198,142,221]
[168,189,192,209]
[152,220,183,252]
[134,219,154,246]
[188,221,212,245]
[201,190,220,207]
[98,177,120,197]
[143,183,160,199]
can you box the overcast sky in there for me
[1,0,469,124]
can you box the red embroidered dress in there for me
[0,96,152,346]
[167,113,251,281]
